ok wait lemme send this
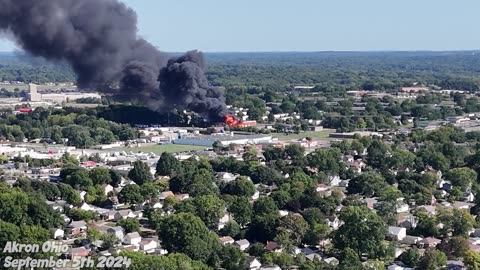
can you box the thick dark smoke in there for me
[159,51,227,121]
[0,0,227,120]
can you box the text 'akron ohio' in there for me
[3,241,69,254]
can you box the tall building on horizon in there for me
[29,83,41,102]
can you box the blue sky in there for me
[1,0,479,52]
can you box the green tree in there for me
[156,152,180,176]
[89,167,112,185]
[228,196,253,227]
[100,232,120,249]
[128,161,153,185]
[366,140,390,170]
[219,245,246,270]
[465,250,480,270]
[117,218,140,233]
[157,213,221,264]
[333,206,387,258]
[222,176,255,197]
[284,143,305,160]
[251,166,284,186]
[276,214,309,247]
[120,251,210,270]
[175,195,225,229]
[445,167,477,190]
[347,171,387,197]
[418,249,447,270]
[437,207,475,237]
[118,184,144,205]
[263,147,285,162]
[68,208,96,221]
[306,148,341,174]
[220,220,241,238]
[399,248,421,268]
[339,248,364,270]
[248,197,280,242]
[438,236,469,259]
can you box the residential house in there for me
[301,247,316,256]
[306,253,323,262]
[123,232,142,245]
[52,228,64,239]
[328,175,342,187]
[104,210,116,221]
[217,172,237,183]
[446,260,465,270]
[472,228,480,238]
[67,220,87,236]
[46,200,68,213]
[259,266,281,270]
[399,235,423,245]
[175,194,190,201]
[152,202,163,209]
[159,191,174,200]
[79,191,87,201]
[388,227,407,241]
[326,216,341,230]
[417,237,441,249]
[323,257,339,265]
[388,264,414,270]
[453,201,474,210]
[114,210,136,221]
[396,201,410,213]
[351,160,367,173]
[339,180,350,188]
[314,184,332,197]
[463,191,475,203]
[265,241,282,253]
[139,239,159,253]
[218,212,232,230]
[364,198,378,210]
[79,202,94,211]
[343,155,354,164]
[246,256,262,270]
[219,236,235,246]
[107,226,124,240]
[423,165,442,179]
[70,247,90,258]
[234,239,250,251]
[417,205,436,216]
[397,215,418,229]
[249,188,260,200]
[102,184,114,196]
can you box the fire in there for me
[224,114,242,128]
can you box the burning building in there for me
[224,115,257,128]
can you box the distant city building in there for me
[399,86,429,93]
[29,83,42,102]
[29,83,101,103]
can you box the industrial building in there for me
[173,133,273,147]
[29,83,101,103]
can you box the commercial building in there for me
[29,83,101,103]
[173,133,273,147]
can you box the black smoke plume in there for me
[0,0,227,120]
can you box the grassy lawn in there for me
[115,144,207,154]
[273,129,336,140]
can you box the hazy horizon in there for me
[1,0,480,52]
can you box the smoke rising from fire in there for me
[0,0,227,120]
